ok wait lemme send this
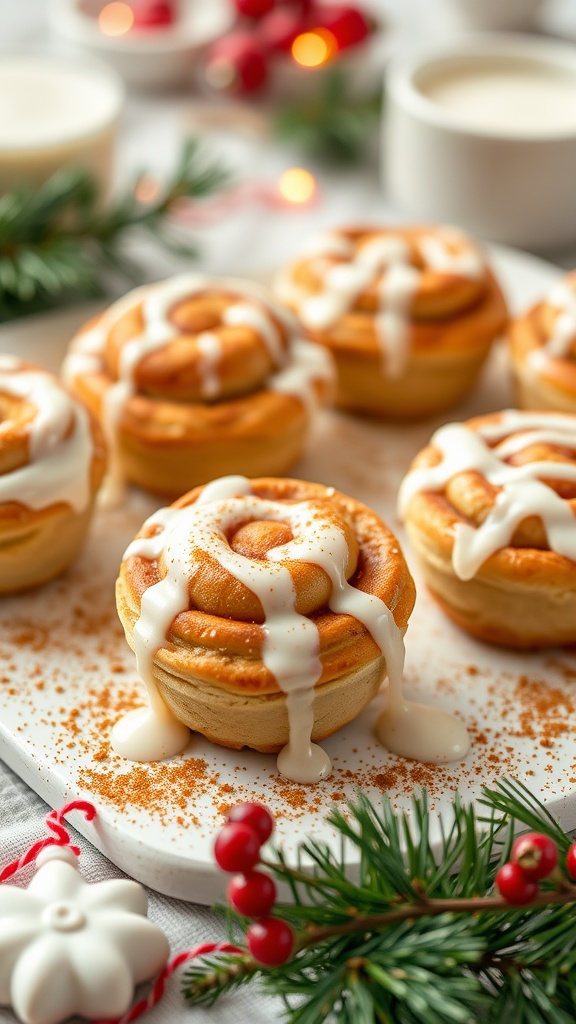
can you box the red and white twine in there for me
[1,801,243,1023]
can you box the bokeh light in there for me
[278,168,317,205]
[99,2,134,36]
[291,29,337,68]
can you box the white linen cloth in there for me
[3,1,576,1022]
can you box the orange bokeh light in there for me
[99,2,134,37]
[135,176,161,203]
[291,29,337,68]
[278,168,317,205]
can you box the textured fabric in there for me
[0,761,286,1024]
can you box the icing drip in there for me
[269,339,333,413]
[286,229,485,379]
[529,280,576,373]
[114,475,469,777]
[0,363,93,512]
[61,275,323,509]
[222,302,287,367]
[398,410,576,580]
[196,333,222,398]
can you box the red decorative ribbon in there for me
[1,800,244,1023]
[0,799,96,882]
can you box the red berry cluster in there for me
[206,1,372,95]
[496,831,559,905]
[214,802,294,967]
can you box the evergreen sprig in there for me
[182,781,576,1023]
[0,139,228,322]
[274,68,382,165]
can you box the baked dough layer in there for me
[276,225,508,418]
[116,477,416,750]
[509,272,576,414]
[64,277,331,498]
[401,411,576,647]
[0,359,105,593]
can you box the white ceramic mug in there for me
[384,35,576,250]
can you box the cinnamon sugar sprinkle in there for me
[2,515,576,842]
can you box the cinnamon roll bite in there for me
[509,272,576,413]
[114,476,417,782]
[399,410,576,647]
[0,356,105,593]
[275,225,508,418]
[62,275,333,506]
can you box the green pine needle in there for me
[0,138,228,322]
[274,68,382,165]
[182,780,576,1024]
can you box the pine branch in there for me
[0,138,228,322]
[274,68,382,165]
[182,780,576,1023]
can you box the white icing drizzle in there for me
[282,228,485,379]
[196,332,222,399]
[398,410,576,580]
[61,275,321,509]
[222,302,287,367]
[0,362,93,512]
[113,475,469,777]
[269,338,333,414]
[528,279,576,373]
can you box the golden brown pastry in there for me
[0,355,105,593]
[275,224,508,418]
[114,475,416,780]
[398,409,576,647]
[509,271,576,413]
[62,275,333,505]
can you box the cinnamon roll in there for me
[114,476,417,782]
[0,355,105,593]
[399,410,576,647]
[509,272,576,413]
[62,275,333,506]
[275,225,508,418]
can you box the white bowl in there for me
[0,53,124,195]
[49,0,233,89]
[384,35,576,250]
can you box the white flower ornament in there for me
[0,846,170,1024]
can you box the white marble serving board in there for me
[2,246,576,905]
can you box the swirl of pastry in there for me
[62,274,333,506]
[399,409,576,647]
[509,272,576,413]
[114,475,418,782]
[0,355,106,593]
[275,224,508,418]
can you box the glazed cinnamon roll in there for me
[509,272,576,413]
[399,410,576,647]
[114,476,416,782]
[275,225,508,418]
[62,275,332,506]
[0,355,105,593]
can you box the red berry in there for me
[313,4,370,50]
[228,870,277,917]
[258,7,307,52]
[511,832,558,881]
[495,862,539,905]
[132,0,175,29]
[566,843,576,879]
[247,917,294,966]
[214,822,261,873]
[234,0,274,17]
[228,803,274,845]
[206,34,268,94]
